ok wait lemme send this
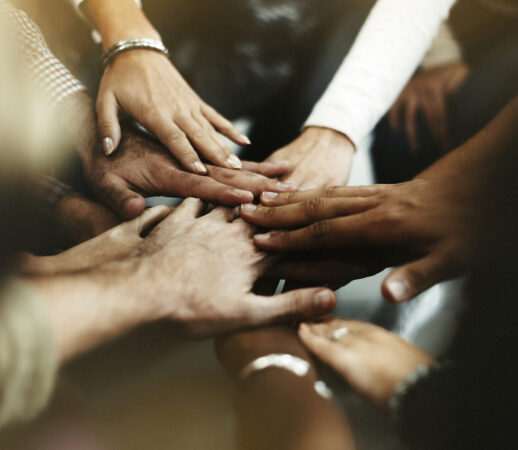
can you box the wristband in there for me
[100,38,169,71]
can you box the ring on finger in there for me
[331,327,349,341]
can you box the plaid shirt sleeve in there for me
[0,0,86,108]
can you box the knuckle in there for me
[261,206,276,219]
[303,198,324,219]
[308,220,331,237]
[192,128,207,141]
[322,186,337,197]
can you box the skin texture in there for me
[84,0,249,169]
[267,127,355,189]
[81,128,297,220]
[298,317,433,408]
[389,63,469,152]
[29,199,337,362]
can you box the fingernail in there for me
[233,189,254,201]
[240,134,251,145]
[298,323,309,334]
[193,161,207,174]
[277,182,298,191]
[241,203,257,213]
[314,290,334,310]
[254,233,271,242]
[386,279,408,302]
[103,137,114,156]
[227,154,242,169]
[262,191,278,200]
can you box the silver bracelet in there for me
[100,38,170,71]
[239,354,334,400]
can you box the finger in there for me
[404,96,419,152]
[253,215,371,252]
[97,175,146,220]
[389,98,403,131]
[205,206,238,222]
[168,197,206,221]
[202,104,251,146]
[382,253,451,304]
[134,205,173,235]
[157,167,254,205]
[242,288,336,327]
[96,93,121,156]
[206,166,297,196]
[298,323,350,369]
[241,160,292,178]
[180,113,242,169]
[143,115,207,175]
[260,185,387,206]
[422,94,449,152]
[241,197,378,229]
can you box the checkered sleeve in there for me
[0,0,86,108]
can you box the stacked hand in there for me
[240,178,484,303]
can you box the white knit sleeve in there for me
[304,0,457,147]
[70,0,142,13]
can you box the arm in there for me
[216,326,356,450]
[76,0,249,171]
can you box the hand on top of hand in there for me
[266,126,355,190]
[81,127,297,219]
[298,317,433,408]
[240,178,483,303]
[97,51,250,172]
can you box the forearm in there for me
[81,0,160,49]
[419,97,518,180]
[26,260,148,363]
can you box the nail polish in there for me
[240,134,252,145]
[103,137,114,156]
[254,233,271,242]
[227,154,243,169]
[278,182,298,191]
[386,279,407,302]
[262,192,278,200]
[193,161,207,174]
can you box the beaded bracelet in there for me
[100,38,170,71]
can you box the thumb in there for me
[96,93,121,156]
[382,254,449,304]
[243,288,336,326]
[98,176,146,220]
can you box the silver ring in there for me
[331,327,349,341]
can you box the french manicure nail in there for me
[241,203,257,213]
[254,233,271,242]
[240,134,252,145]
[234,189,254,200]
[227,154,243,169]
[193,161,207,174]
[386,279,407,302]
[103,137,114,156]
[262,191,278,200]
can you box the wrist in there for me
[304,126,355,153]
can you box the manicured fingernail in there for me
[103,137,114,156]
[227,154,242,169]
[240,134,251,145]
[298,323,310,334]
[254,233,271,242]
[277,182,298,191]
[241,203,257,213]
[314,290,334,310]
[233,189,254,201]
[386,279,408,302]
[193,161,207,174]
[262,192,278,200]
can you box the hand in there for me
[298,317,433,408]
[266,127,355,189]
[97,50,250,172]
[389,63,469,152]
[240,179,485,303]
[128,199,337,337]
[20,205,171,275]
[81,129,296,219]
